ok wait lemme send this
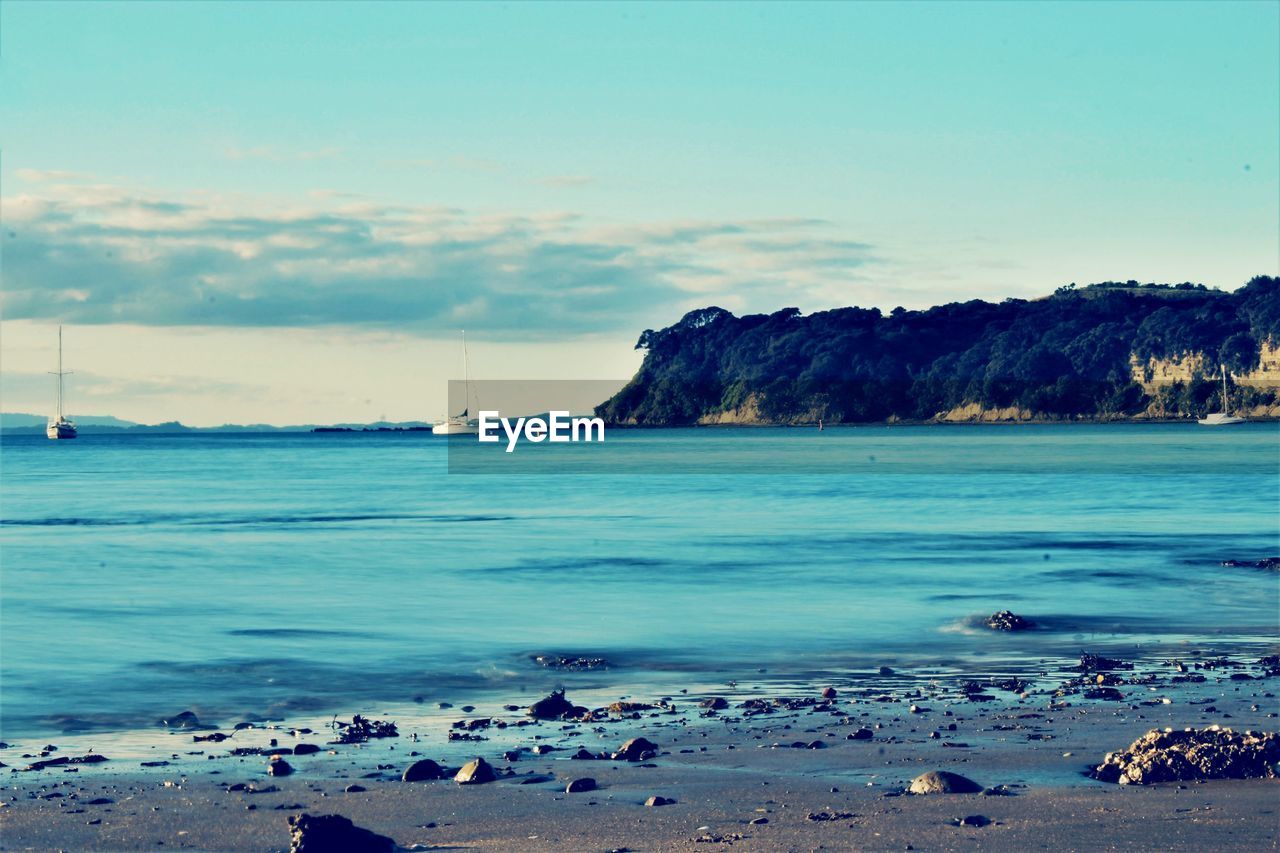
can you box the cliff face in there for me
[597,277,1280,425]
[1131,340,1280,391]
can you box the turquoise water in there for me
[1,424,1277,738]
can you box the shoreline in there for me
[5,418,1279,437]
[4,645,1277,850]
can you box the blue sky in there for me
[2,1,1277,424]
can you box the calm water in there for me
[2,425,1277,739]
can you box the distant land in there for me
[0,414,431,435]
[597,277,1280,425]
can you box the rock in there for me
[330,715,398,745]
[1220,557,1280,571]
[527,690,577,719]
[565,777,597,793]
[571,748,598,760]
[612,737,658,761]
[402,759,446,782]
[700,697,729,710]
[454,757,496,785]
[1076,653,1133,672]
[645,795,674,807]
[607,701,654,714]
[806,740,826,749]
[1083,687,1124,701]
[878,666,896,676]
[908,770,983,795]
[532,654,610,671]
[293,744,321,756]
[268,758,294,776]
[750,817,769,825]
[158,711,203,729]
[984,611,1033,632]
[286,813,395,852]
[821,687,838,699]
[956,814,991,827]
[344,785,366,793]
[847,728,874,741]
[1092,727,1280,785]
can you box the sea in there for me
[1,424,1277,743]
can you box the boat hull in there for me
[1198,413,1245,426]
[432,421,478,435]
[46,422,78,439]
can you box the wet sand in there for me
[3,650,1278,851]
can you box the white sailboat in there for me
[46,326,78,440]
[433,330,479,435]
[1198,364,1245,426]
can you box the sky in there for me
[2,1,1277,425]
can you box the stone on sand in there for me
[1092,727,1280,785]
[565,777,596,793]
[402,758,447,782]
[612,736,658,761]
[645,795,674,807]
[908,770,983,794]
[268,758,294,776]
[527,689,577,719]
[287,813,395,853]
[454,757,497,785]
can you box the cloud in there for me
[1,179,879,339]
[14,169,93,183]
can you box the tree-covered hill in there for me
[596,276,1280,425]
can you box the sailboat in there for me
[46,326,78,440]
[433,330,479,435]
[1198,364,1245,426]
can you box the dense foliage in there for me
[597,276,1280,424]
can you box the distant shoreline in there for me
[3,417,1278,436]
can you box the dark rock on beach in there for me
[1076,653,1133,672]
[984,611,1033,632]
[645,795,674,807]
[268,758,294,776]
[293,743,321,756]
[158,710,204,729]
[454,757,497,785]
[566,777,597,793]
[612,737,658,762]
[1092,727,1280,785]
[956,814,991,828]
[527,689,578,719]
[330,716,398,744]
[402,758,447,782]
[909,771,983,794]
[287,813,395,853]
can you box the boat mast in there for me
[49,325,72,421]
[1221,363,1229,414]
[461,329,470,418]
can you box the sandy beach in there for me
[4,646,1277,851]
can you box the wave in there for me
[0,512,514,527]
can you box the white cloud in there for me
[1,176,880,339]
